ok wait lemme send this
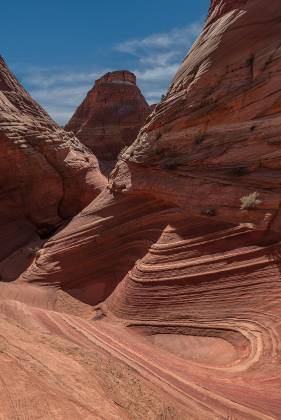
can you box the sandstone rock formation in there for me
[15,0,281,417]
[2,0,281,418]
[114,0,281,232]
[65,70,150,164]
[0,56,106,280]
[149,103,157,113]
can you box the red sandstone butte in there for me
[2,0,281,418]
[0,56,106,281]
[65,70,150,163]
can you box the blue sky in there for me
[2,0,210,124]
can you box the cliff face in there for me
[65,71,150,163]
[112,0,281,232]
[18,1,281,417]
[0,57,106,280]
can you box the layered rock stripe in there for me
[0,56,106,281]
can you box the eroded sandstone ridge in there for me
[2,0,281,418]
[65,70,150,163]
[0,56,106,280]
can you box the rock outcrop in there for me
[113,0,281,232]
[65,71,150,164]
[0,56,106,280]
[17,0,281,417]
[0,0,281,420]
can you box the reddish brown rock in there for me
[149,103,157,113]
[3,0,281,417]
[111,0,281,232]
[65,70,150,163]
[0,56,106,280]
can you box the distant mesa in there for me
[65,70,150,165]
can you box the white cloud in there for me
[31,85,90,103]
[13,22,202,124]
[44,108,73,126]
[30,85,90,125]
[135,64,179,82]
[115,23,202,54]
[23,70,106,88]
[116,22,202,106]
[19,67,109,125]
[139,51,179,67]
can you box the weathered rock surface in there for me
[2,0,281,417]
[65,70,150,163]
[0,56,106,280]
[0,297,189,419]
[112,0,281,232]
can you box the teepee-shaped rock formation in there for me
[65,70,150,163]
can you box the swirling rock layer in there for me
[114,0,281,231]
[18,188,281,417]
[0,298,189,419]
[2,0,281,417]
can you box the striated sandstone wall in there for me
[111,0,281,232]
[0,56,106,280]
[11,0,281,416]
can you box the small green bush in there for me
[240,192,262,210]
